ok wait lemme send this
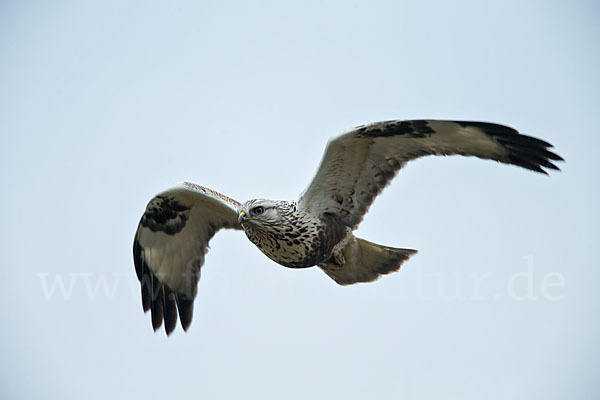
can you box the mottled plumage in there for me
[240,199,347,268]
[133,120,563,335]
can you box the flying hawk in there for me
[133,120,563,334]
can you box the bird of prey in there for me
[133,120,562,334]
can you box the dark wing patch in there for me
[140,195,190,235]
[354,120,435,138]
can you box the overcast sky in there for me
[1,1,599,399]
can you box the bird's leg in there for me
[331,231,352,268]
[333,245,345,267]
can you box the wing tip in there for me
[163,287,178,336]
[176,295,195,332]
[495,133,564,175]
[134,239,195,335]
[453,120,564,174]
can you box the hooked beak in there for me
[238,210,247,225]
[239,210,259,225]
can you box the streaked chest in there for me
[243,211,327,268]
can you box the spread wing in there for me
[298,120,563,229]
[133,182,242,335]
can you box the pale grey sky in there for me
[1,1,599,399]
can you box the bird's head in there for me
[238,199,282,228]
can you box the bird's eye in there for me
[252,206,265,215]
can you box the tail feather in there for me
[319,236,417,285]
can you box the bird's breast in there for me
[243,214,339,269]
